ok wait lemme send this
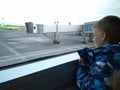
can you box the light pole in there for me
[53,21,60,44]
[1,18,4,26]
[82,24,87,44]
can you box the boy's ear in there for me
[102,32,107,41]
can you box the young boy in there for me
[76,16,120,90]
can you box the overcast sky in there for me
[0,0,120,25]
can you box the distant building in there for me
[82,21,97,42]
[83,21,97,33]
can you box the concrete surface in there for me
[0,29,94,67]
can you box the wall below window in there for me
[0,60,79,90]
[0,52,79,90]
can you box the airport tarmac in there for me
[0,29,94,67]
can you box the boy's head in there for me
[93,15,120,47]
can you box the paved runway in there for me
[0,29,94,67]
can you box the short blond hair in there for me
[93,16,120,44]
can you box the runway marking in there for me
[14,46,28,49]
[0,41,25,59]
[0,56,9,59]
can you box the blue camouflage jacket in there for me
[76,44,120,90]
